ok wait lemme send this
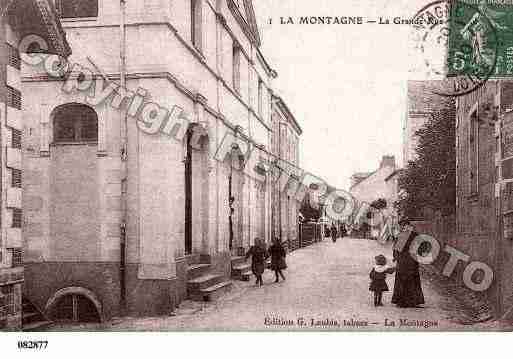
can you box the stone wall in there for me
[455,80,513,318]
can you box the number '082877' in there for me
[17,341,48,350]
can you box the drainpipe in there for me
[119,0,128,314]
[278,121,282,243]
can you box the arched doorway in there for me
[184,124,209,255]
[46,287,102,323]
[227,147,245,254]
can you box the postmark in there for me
[412,0,501,97]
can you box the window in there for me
[233,44,241,93]
[56,0,98,19]
[0,285,15,316]
[9,248,22,268]
[191,0,202,51]
[469,110,479,195]
[53,103,98,143]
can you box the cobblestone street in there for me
[52,237,505,331]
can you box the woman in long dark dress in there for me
[391,219,425,308]
[245,238,268,286]
[269,238,287,282]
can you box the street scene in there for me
[47,237,509,331]
[1,0,513,339]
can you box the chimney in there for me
[380,155,396,169]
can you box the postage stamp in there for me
[412,0,507,96]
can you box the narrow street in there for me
[53,238,501,331]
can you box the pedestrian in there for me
[331,224,337,243]
[369,254,395,307]
[245,238,268,286]
[391,219,426,308]
[340,223,347,238]
[269,238,287,282]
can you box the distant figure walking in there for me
[391,219,426,308]
[369,254,395,306]
[269,238,287,283]
[340,223,348,238]
[246,238,268,286]
[331,224,337,243]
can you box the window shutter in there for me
[11,129,21,149]
[12,169,22,188]
[12,209,22,228]
[6,87,21,110]
[7,44,20,70]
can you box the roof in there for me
[349,171,376,190]
[351,172,373,179]
[273,95,303,135]
[8,0,71,58]
[228,1,277,78]
[384,169,403,182]
[228,0,261,47]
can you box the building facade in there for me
[349,155,398,235]
[0,0,70,330]
[349,155,397,204]
[21,0,277,322]
[454,80,513,319]
[270,95,302,249]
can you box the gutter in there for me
[119,0,128,314]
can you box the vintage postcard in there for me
[1,0,513,350]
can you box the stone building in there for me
[0,0,70,330]
[270,94,302,249]
[20,0,277,322]
[350,155,397,204]
[453,80,513,319]
[349,155,398,235]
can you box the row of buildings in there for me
[399,79,513,320]
[1,0,302,330]
[348,77,513,319]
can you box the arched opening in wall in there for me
[227,146,245,254]
[49,103,100,261]
[184,124,209,256]
[52,103,98,144]
[46,287,102,324]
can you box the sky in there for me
[253,0,431,191]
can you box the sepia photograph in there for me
[0,0,512,356]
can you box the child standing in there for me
[369,254,395,307]
[246,238,268,286]
[269,238,287,283]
